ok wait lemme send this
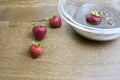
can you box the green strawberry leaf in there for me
[38,43,43,48]
[32,41,37,46]
[92,11,96,15]
[32,41,43,47]
[91,10,101,17]
[41,22,47,27]
[33,24,37,27]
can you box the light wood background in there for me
[0,0,120,80]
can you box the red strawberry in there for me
[49,15,62,28]
[86,10,102,25]
[32,23,47,41]
[29,41,44,58]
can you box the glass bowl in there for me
[58,0,120,41]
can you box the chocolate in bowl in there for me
[66,3,120,29]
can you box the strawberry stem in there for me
[38,43,43,47]
[32,41,43,47]
[32,41,37,46]
[41,22,47,27]
[91,10,101,17]
[33,24,37,27]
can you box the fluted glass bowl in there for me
[58,0,120,41]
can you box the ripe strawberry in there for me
[29,41,44,58]
[32,23,47,41]
[86,10,102,25]
[49,15,62,28]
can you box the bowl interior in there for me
[62,0,120,29]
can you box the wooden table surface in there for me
[0,0,120,80]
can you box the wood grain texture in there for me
[0,0,120,80]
